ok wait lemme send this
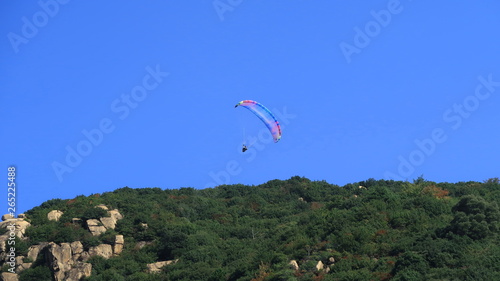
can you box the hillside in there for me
[1,176,500,280]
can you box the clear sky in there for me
[2,1,500,214]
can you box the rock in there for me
[2,214,13,221]
[113,235,124,255]
[46,242,74,281]
[70,241,84,255]
[66,262,92,281]
[328,256,335,264]
[16,262,32,273]
[0,272,18,281]
[14,256,24,267]
[146,260,178,273]
[316,261,324,271]
[0,219,31,239]
[289,260,299,270]
[89,244,113,259]
[70,241,84,262]
[108,209,123,221]
[79,251,91,262]
[27,242,49,262]
[47,210,64,221]
[100,217,116,230]
[0,234,9,253]
[87,219,107,236]
[16,214,26,219]
[96,204,108,210]
[140,223,148,229]
[72,218,81,224]
[13,220,30,238]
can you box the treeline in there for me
[11,176,500,280]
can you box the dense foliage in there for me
[14,177,500,280]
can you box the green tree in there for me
[445,195,500,239]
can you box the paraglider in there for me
[235,100,281,151]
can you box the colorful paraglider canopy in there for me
[235,100,281,143]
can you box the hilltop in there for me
[1,176,500,280]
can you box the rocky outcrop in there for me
[1,215,13,221]
[46,242,92,281]
[46,242,74,280]
[47,210,64,221]
[66,263,92,281]
[99,217,116,230]
[289,260,299,270]
[88,244,113,259]
[108,209,123,221]
[87,219,107,236]
[86,208,123,236]
[0,218,31,239]
[114,235,124,256]
[0,272,18,281]
[316,260,324,271]
[96,204,108,210]
[328,256,335,264]
[0,205,124,281]
[146,260,178,273]
[26,242,49,264]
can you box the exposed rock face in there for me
[86,208,123,235]
[289,260,299,270]
[316,261,324,271]
[0,218,31,240]
[47,210,64,221]
[47,242,73,280]
[146,260,178,273]
[328,256,335,264]
[66,263,92,281]
[87,219,107,236]
[16,261,32,273]
[1,272,18,281]
[0,205,125,280]
[100,217,116,230]
[96,204,108,210]
[89,244,113,259]
[114,235,124,256]
[1,214,13,221]
[108,209,123,221]
[70,241,84,262]
[46,242,92,281]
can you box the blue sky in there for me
[2,1,500,214]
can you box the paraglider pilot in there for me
[242,144,248,152]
